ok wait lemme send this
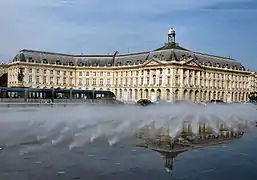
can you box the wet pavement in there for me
[0,131,257,180]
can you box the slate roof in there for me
[12,43,246,70]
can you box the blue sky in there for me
[0,0,257,70]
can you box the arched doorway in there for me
[213,91,216,100]
[203,91,207,101]
[174,89,179,101]
[217,92,220,100]
[144,89,149,99]
[195,90,199,102]
[134,89,138,101]
[115,89,118,97]
[157,89,161,101]
[189,90,193,101]
[139,89,143,99]
[235,92,238,102]
[166,89,170,101]
[151,89,155,102]
[242,92,245,101]
[208,91,212,100]
[221,92,225,100]
[124,89,128,101]
[119,89,122,99]
[183,90,188,100]
[129,89,132,100]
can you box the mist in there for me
[0,103,256,155]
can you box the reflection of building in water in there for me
[4,27,257,102]
[165,156,174,174]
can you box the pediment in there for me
[142,58,164,67]
[184,59,201,67]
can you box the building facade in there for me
[5,28,256,102]
[0,64,8,87]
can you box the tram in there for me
[0,87,115,102]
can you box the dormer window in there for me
[43,58,48,64]
[19,53,26,61]
[56,60,61,65]
[69,61,74,66]
[207,62,211,66]
[153,55,157,58]
[117,62,121,66]
[78,62,84,66]
[216,63,220,67]
[28,57,34,62]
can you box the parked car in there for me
[136,99,153,106]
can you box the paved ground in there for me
[1,132,257,180]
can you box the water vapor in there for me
[0,103,256,155]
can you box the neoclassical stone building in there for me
[6,28,255,102]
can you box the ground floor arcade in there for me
[113,88,249,103]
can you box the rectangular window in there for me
[86,72,89,76]
[93,78,96,85]
[125,78,128,86]
[86,78,89,85]
[167,76,170,85]
[79,72,82,76]
[50,76,53,84]
[36,76,39,83]
[43,76,46,84]
[107,79,110,86]
[57,77,60,84]
[100,78,103,85]
[79,78,82,85]
[63,77,66,84]
[159,77,162,85]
